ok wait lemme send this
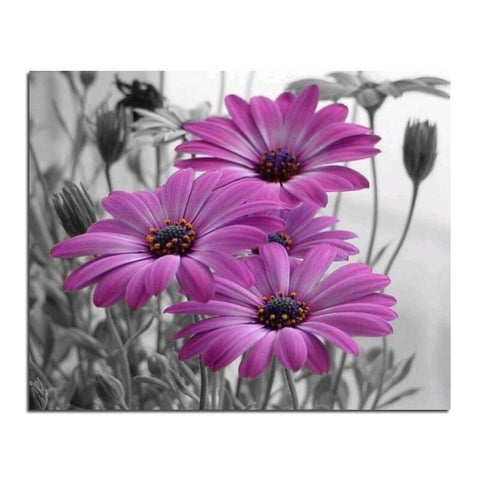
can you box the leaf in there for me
[67,328,108,358]
[337,378,349,408]
[384,354,416,394]
[371,242,391,267]
[377,388,420,409]
[327,71,361,87]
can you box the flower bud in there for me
[147,353,169,377]
[94,105,129,166]
[29,378,49,410]
[52,182,96,237]
[79,71,97,89]
[94,372,125,408]
[403,120,437,184]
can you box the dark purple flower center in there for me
[268,232,292,251]
[146,218,196,256]
[257,291,309,329]
[257,148,300,183]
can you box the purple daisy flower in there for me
[175,85,380,208]
[252,203,358,261]
[50,169,285,309]
[166,243,396,378]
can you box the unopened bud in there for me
[29,378,49,410]
[94,105,129,166]
[53,182,96,237]
[94,372,125,408]
[403,120,437,184]
[147,353,169,377]
[79,71,97,89]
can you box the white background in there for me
[1,0,478,479]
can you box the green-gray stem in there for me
[261,359,276,410]
[330,350,347,410]
[106,308,132,408]
[365,109,379,265]
[371,182,419,410]
[283,368,299,410]
[105,164,113,193]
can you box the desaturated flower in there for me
[147,353,169,377]
[403,120,437,184]
[287,72,450,113]
[29,378,49,410]
[53,182,97,237]
[176,85,379,208]
[167,243,396,378]
[133,102,211,145]
[94,105,129,166]
[251,203,358,261]
[116,75,163,120]
[94,372,125,408]
[51,169,285,309]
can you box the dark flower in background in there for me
[79,71,97,90]
[29,378,49,410]
[94,105,129,166]
[53,182,97,237]
[287,72,450,114]
[116,75,164,120]
[94,372,126,409]
[403,120,437,184]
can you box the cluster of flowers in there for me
[51,85,396,380]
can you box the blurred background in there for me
[29,71,450,409]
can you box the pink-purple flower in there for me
[167,243,396,378]
[252,203,358,261]
[51,169,285,309]
[175,85,380,208]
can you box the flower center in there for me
[257,291,309,329]
[257,148,300,183]
[146,218,196,256]
[268,232,292,251]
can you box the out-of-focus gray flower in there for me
[133,102,211,146]
[29,378,49,410]
[52,182,96,237]
[94,372,126,409]
[287,72,450,113]
[147,353,169,377]
[403,120,437,184]
[93,104,129,166]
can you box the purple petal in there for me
[250,96,283,149]
[133,190,163,225]
[308,166,369,192]
[162,168,195,221]
[166,300,253,317]
[283,175,328,207]
[190,250,254,286]
[290,245,337,296]
[183,170,223,223]
[241,255,275,298]
[172,316,255,340]
[274,92,295,119]
[101,191,156,232]
[212,275,260,307]
[88,219,141,237]
[224,95,268,152]
[203,325,267,371]
[274,327,308,371]
[258,243,290,295]
[145,254,180,295]
[178,329,227,361]
[308,313,393,336]
[176,257,215,302]
[195,226,267,253]
[64,253,150,291]
[318,302,397,320]
[299,322,359,355]
[51,233,147,258]
[297,329,331,374]
[283,85,319,150]
[175,157,254,171]
[125,266,152,309]
[239,330,276,378]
